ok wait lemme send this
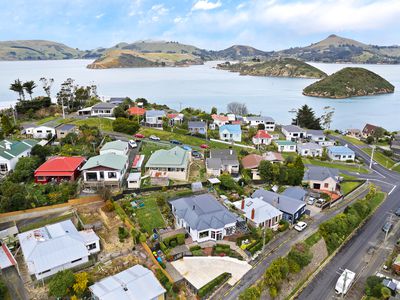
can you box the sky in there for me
[1,0,400,51]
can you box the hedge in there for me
[162,233,185,248]
[198,272,231,298]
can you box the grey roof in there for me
[246,116,275,122]
[297,142,323,151]
[89,265,166,300]
[206,157,222,170]
[108,97,126,104]
[303,165,339,181]
[100,140,128,153]
[92,102,116,109]
[210,149,239,165]
[252,189,306,215]
[188,121,206,128]
[56,123,76,131]
[282,125,306,133]
[170,194,238,231]
[146,110,165,117]
[282,187,307,201]
[307,130,325,137]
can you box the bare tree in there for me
[227,102,248,116]
[40,77,54,98]
[321,106,335,130]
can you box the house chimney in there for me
[230,149,233,155]
[241,199,245,210]
[277,197,280,204]
[192,205,195,210]
[251,208,255,220]
[5,142,11,150]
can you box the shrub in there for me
[112,117,139,135]
[176,233,185,245]
[170,240,177,248]
[160,241,167,252]
[198,272,231,298]
[287,243,312,269]
[139,233,147,242]
[365,276,384,298]
[189,245,201,251]
[102,200,115,212]
[118,226,129,242]
[278,220,289,232]
[48,270,75,298]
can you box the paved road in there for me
[297,136,400,299]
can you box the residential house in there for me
[34,156,86,184]
[206,149,239,176]
[18,220,100,280]
[0,243,17,271]
[22,125,56,139]
[77,107,92,116]
[0,139,38,174]
[281,187,307,202]
[211,114,229,128]
[252,130,272,145]
[81,153,129,189]
[327,146,355,161]
[362,123,380,138]
[346,129,362,138]
[127,106,146,117]
[91,102,116,117]
[108,97,126,105]
[303,166,340,192]
[281,125,306,141]
[234,197,282,229]
[170,194,237,242]
[246,116,275,131]
[227,114,236,122]
[188,121,207,135]
[127,172,142,189]
[252,189,306,224]
[274,140,296,152]
[241,154,264,180]
[89,265,166,300]
[263,152,284,164]
[219,124,242,142]
[145,146,190,181]
[391,134,400,155]
[167,113,184,126]
[56,124,77,139]
[100,140,129,156]
[297,142,323,157]
[306,130,326,143]
[145,110,166,129]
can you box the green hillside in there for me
[303,67,395,98]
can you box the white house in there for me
[219,124,242,142]
[81,153,129,189]
[18,220,100,280]
[145,110,166,129]
[297,142,323,157]
[252,130,273,145]
[327,146,355,161]
[233,197,282,229]
[127,172,141,189]
[211,114,229,128]
[246,116,275,131]
[306,130,325,142]
[0,139,38,174]
[281,125,306,141]
[170,194,238,242]
[90,102,116,117]
[99,140,129,156]
[274,140,297,152]
[23,125,56,139]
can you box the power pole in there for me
[262,223,267,252]
[369,145,375,169]
[10,105,16,125]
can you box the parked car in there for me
[149,135,160,141]
[192,150,202,158]
[200,144,210,149]
[395,207,400,217]
[307,197,315,205]
[128,140,138,148]
[134,133,145,138]
[294,221,307,232]
[382,222,393,233]
[182,145,192,151]
[170,139,182,145]
[315,198,326,208]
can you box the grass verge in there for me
[304,159,368,174]
[362,148,396,169]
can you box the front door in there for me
[216,231,222,240]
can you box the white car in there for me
[149,135,160,141]
[294,221,307,232]
[128,140,138,148]
[307,197,315,205]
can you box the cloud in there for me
[151,4,169,16]
[192,0,222,11]
[95,13,104,19]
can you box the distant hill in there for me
[208,45,268,60]
[217,58,327,79]
[87,49,203,69]
[270,34,400,64]
[0,40,83,60]
[303,67,395,98]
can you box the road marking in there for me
[389,185,397,195]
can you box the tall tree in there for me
[23,80,37,100]
[1,115,13,136]
[10,79,25,100]
[292,104,321,129]
[320,106,335,130]
[39,77,54,98]
[227,102,248,116]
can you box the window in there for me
[0,164,8,172]
[199,231,209,239]
[324,183,329,188]
[87,243,97,250]
[211,231,216,239]
[99,172,104,179]
[71,258,82,263]
[38,269,51,275]
[108,172,117,179]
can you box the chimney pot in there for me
[241,199,245,210]
[192,205,195,210]
[251,208,255,220]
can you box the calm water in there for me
[0,59,398,130]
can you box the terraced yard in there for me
[135,196,166,233]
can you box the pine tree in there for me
[292,104,322,129]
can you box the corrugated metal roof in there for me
[252,189,306,215]
[145,146,189,168]
[82,153,128,170]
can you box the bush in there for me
[198,272,231,298]
[118,226,129,242]
[170,240,177,248]
[102,200,115,212]
[278,220,289,232]
[176,233,185,245]
[160,241,167,252]
[112,117,139,135]
[287,243,312,270]
[48,270,75,298]
[365,276,384,298]
[190,245,201,251]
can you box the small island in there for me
[87,49,203,69]
[216,58,327,79]
[303,67,395,98]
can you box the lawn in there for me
[140,141,171,157]
[362,148,396,169]
[393,164,400,173]
[19,213,74,232]
[341,181,362,195]
[369,192,385,211]
[35,116,59,125]
[340,135,365,146]
[304,232,322,247]
[72,117,114,131]
[135,196,166,233]
[305,159,369,174]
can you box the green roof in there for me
[100,140,128,152]
[274,140,296,146]
[145,146,189,168]
[0,139,38,160]
[81,153,128,170]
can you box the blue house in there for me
[219,124,242,142]
[252,189,306,224]
[327,146,355,161]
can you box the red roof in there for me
[254,130,272,139]
[127,107,146,116]
[35,156,86,176]
[211,114,229,122]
